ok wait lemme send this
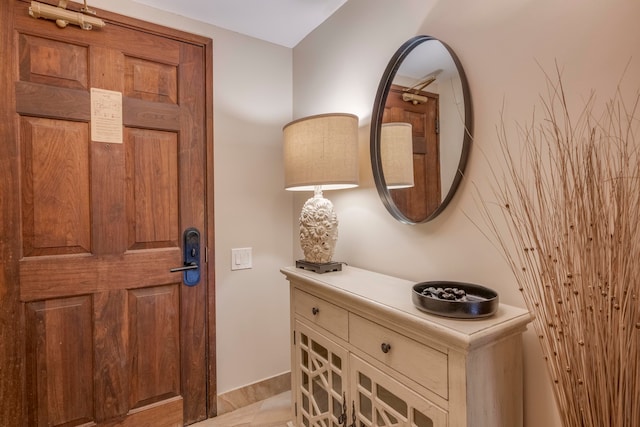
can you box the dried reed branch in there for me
[478,71,640,426]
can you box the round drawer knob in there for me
[381,343,391,354]
[312,307,320,315]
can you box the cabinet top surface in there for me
[282,265,531,347]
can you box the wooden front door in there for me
[383,84,440,222]
[0,1,214,425]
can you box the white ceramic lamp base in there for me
[297,191,341,272]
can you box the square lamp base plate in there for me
[296,260,342,274]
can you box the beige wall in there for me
[293,0,640,425]
[90,0,294,395]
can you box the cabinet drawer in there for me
[294,289,348,341]
[349,314,448,399]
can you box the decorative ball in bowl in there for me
[412,281,498,319]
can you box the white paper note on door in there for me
[90,87,123,143]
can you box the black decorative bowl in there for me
[412,281,499,319]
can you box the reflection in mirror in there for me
[371,35,472,224]
[381,123,414,189]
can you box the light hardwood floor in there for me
[192,391,293,427]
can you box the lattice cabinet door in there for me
[295,321,349,427]
[349,355,448,427]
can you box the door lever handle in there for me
[170,262,198,273]
[170,227,201,286]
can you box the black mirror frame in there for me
[370,35,473,224]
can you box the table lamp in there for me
[283,113,359,273]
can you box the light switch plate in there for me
[231,247,252,270]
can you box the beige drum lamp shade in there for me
[283,113,359,191]
[381,122,414,189]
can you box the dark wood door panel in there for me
[20,116,91,257]
[124,56,177,104]
[25,296,94,426]
[126,128,180,250]
[128,285,181,409]
[18,32,89,89]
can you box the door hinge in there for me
[205,246,209,263]
[294,402,297,417]
[435,117,440,134]
[293,330,296,345]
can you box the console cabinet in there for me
[282,266,532,427]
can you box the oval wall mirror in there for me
[371,35,473,224]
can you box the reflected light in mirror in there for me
[381,123,414,189]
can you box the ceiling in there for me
[133,0,349,48]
